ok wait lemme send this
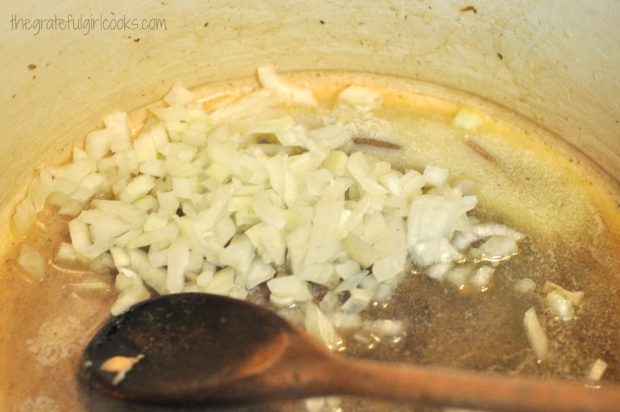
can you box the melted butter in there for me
[1,71,619,412]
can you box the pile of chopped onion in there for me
[13,66,525,349]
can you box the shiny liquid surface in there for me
[1,71,619,412]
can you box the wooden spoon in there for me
[81,293,620,411]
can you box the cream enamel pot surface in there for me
[1,1,619,411]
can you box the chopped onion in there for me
[423,165,449,187]
[587,358,608,382]
[56,242,80,263]
[514,277,536,294]
[110,268,150,315]
[335,260,362,280]
[14,66,526,353]
[337,86,382,111]
[523,307,548,362]
[305,302,342,350]
[543,281,584,305]
[364,319,404,337]
[267,275,312,304]
[257,65,317,107]
[244,257,276,289]
[546,291,575,321]
[67,281,111,296]
[479,235,518,261]
[426,262,454,281]
[343,234,379,268]
[204,267,235,296]
[473,223,525,241]
[12,198,37,238]
[372,255,403,282]
[17,244,46,280]
[407,194,476,267]
[330,312,363,331]
[341,288,373,313]
[452,107,483,131]
[468,265,495,291]
[164,83,196,106]
[166,239,190,293]
[445,264,476,289]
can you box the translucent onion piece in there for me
[523,307,548,362]
[17,244,46,280]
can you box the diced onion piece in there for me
[104,112,131,153]
[587,359,608,382]
[364,319,405,337]
[305,398,326,412]
[69,219,92,257]
[452,230,478,251]
[267,275,312,304]
[85,129,112,159]
[452,107,483,131]
[257,65,317,107]
[323,150,348,176]
[425,262,454,281]
[411,238,463,268]
[220,235,254,274]
[308,125,351,151]
[479,235,518,260]
[110,247,130,267]
[523,307,548,362]
[28,176,51,212]
[303,264,341,288]
[423,165,449,187]
[204,267,236,296]
[305,302,342,351]
[196,263,216,288]
[329,312,363,331]
[164,83,196,106]
[246,223,286,265]
[110,268,150,315]
[305,397,342,412]
[372,255,405,282]
[17,244,46,280]
[445,264,476,289]
[335,260,362,280]
[119,175,155,203]
[546,291,575,321]
[252,193,286,230]
[143,213,169,232]
[407,194,476,267]
[187,250,203,272]
[514,277,536,294]
[56,242,80,262]
[543,281,584,306]
[166,240,189,293]
[347,152,387,196]
[337,86,382,111]
[244,258,276,289]
[12,198,37,238]
[341,288,373,313]
[473,223,525,241]
[343,234,379,268]
[334,271,368,293]
[468,265,495,291]
[67,281,111,296]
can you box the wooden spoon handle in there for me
[323,357,620,412]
